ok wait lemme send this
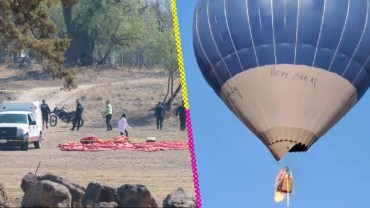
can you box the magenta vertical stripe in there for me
[185,109,201,207]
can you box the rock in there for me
[163,188,196,208]
[0,182,7,207]
[81,182,118,207]
[99,185,117,203]
[81,182,103,207]
[116,184,158,208]
[21,172,85,207]
[39,174,85,207]
[94,202,117,208]
[21,180,72,208]
[20,172,38,193]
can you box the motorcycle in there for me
[49,106,84,127]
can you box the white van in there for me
[0,101,43,150]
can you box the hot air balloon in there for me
[193,0,370,160]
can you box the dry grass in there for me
[0,125,193,206]
[0,66,23,78]
[0,66,182,127]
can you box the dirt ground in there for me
[0,66,194,207]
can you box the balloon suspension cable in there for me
[286,173,290,208]
[277,157,286,169]
[277,161,283,169]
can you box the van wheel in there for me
[34,134,42,149]
[21,135,29,151]
[21,142,29,151]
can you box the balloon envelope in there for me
[193,0,370,160]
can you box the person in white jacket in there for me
[118,113,131,137]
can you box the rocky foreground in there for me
[0,172,195,208]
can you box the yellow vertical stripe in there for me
[170,0,189,110]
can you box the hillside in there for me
[0,65,184,128]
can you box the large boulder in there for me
[81,182,103,207]
[116,184,158,208]
[21,172,85,207]
[93,202,117,208]
[163,188,196,208]
[82,182,118,207]
[20,172,38,193]
[99,185,118,203]
[0,182,7,207]
[39,174,85,207]
[21,180,72,208]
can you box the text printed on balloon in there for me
[224,85,244,99]
[270,67,318,88]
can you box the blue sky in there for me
[177,1,370,207]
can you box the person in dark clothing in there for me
[176,102,186,131]
[40,99,51,129]
[71,99,84,131]
[154,102,165,130]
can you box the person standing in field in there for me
[71,99,84,131]
[104,100,113,131]
[40,99,51,129]
[118,113,131,137]
[154,102,165,130]
[176,102,186,131]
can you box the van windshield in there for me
[0,114,28,124]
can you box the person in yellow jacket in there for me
[104,100,113,131]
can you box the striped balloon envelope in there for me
[193,0,370,160]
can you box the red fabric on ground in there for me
[58,136,188,152]
[79,135,129,144]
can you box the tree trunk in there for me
[62,4,95,66]
[170,72,174,95]
[63,5,73,38]
[162,74,171,103]
[64,33,94,66]
[98,44,114,64]
[165,84,181,111]
[63,5,77,65]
